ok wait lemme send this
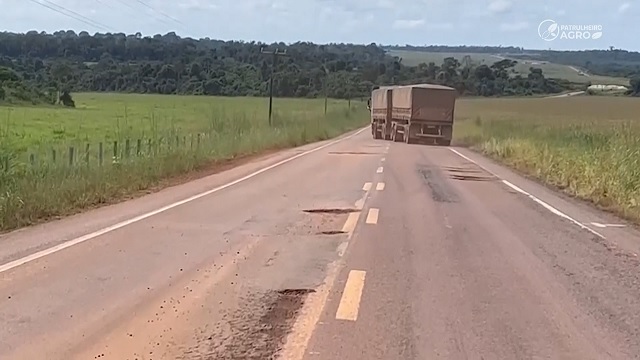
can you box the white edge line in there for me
[448,148,606,239]
[0,127,369,274]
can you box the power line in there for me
[91,0,118,12]
[132,0,187,27]
[112,0,175,28]
[28,0,114,32]
[112,0,138,11]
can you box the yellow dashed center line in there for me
[366,208,379,224]
[341,212,361,237]
[335,270,367,321]
[376,182,385,191]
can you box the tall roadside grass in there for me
[0,93,368,232]
[453,96,640,221]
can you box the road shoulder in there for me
[449,147,640,258]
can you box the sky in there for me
[0,0,637,51]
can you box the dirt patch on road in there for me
[178,289,314,359]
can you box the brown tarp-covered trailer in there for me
[384,84,457,145]
[391,84,456,123]
[370,86,396,140]
[370,88,388,112]
[371,86,395,115]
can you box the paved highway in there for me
[1,128,639,359]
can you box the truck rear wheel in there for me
[384,128,392,141]
[391,125,400,142]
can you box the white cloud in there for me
[0,0,636,50]
[618,2,631,13]
[375,0,394,9]
[428,22,454,30]
[392,19,425,29]
[177,0,217,11]
[500,21,529,31]
[488,0,512,14]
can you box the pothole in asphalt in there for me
[449,174,495,181]
[303,208,359,214]
[442,166,482,173]
[183,288,316,359]
[277,288,316,296]
[317,230,347,235]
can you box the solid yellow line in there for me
[335,270,367,321]
[341,212,360,235]
[376,182,385,191]
[366,208,379,224]
[362,182,372,191]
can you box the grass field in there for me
[453,96,640,221]
[387,50,630,86]
[0,93,368,232]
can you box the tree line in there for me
[385,45,640,80]
[0,31,587,104]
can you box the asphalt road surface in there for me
[1,128,640,360]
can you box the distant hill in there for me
[385,49,630,86]
[384,45,640,82]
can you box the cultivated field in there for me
[0,93,368,231]
[388,50,630,86]
[454,96,640,221]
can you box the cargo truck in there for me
[370,85,395,140]
[389,84,457,146]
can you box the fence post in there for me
[52,149,56,163]
[148,139,152,155]
[68,146,75,166]
[176,135,179,149]
[85,143,90,165]
[190,134,194,150]
[125,139,131,158]
[29,153,35,166]
[137,139,142,156]
[197,133,201,150]
[99,142,103,166]
[113,141,118,161]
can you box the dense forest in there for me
[0,31,597,104]
[386,45,640,79]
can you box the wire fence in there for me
[1,129,220,173]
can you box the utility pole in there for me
[261,47,288,126]
[322,62,330,115]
